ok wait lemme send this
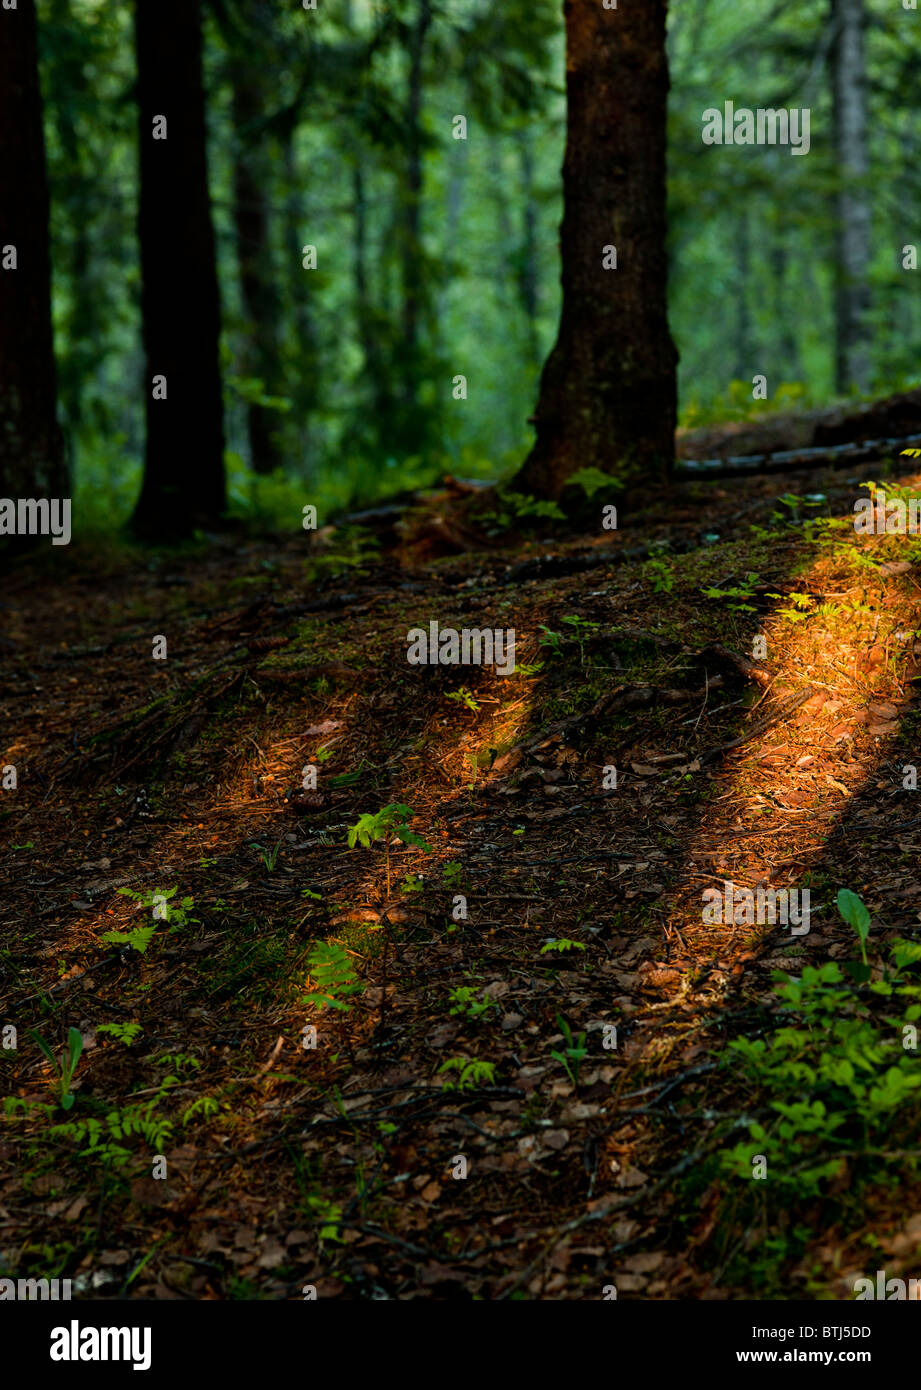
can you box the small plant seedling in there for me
[96,1022,143,1047]
[327,764,366,788]
[102,886,198,954]
[538,626,564,657]
[479,489,565,533]
[182,1095,220,1126]
[767,590,812,624]
[837,887,871,978]
[306,1194,343,1243]
[31,1027,83,1110]
[446,686,481,713]
[438,1057,497,1090]
[347,803,432,899]
[644,555,674,594]
[250,841,281,873]
[99,923,158,955]
[701,572,761,612]
[551,1014,588,1088]
[114,886,198,930]
[560,614,601,665]
[540,938,587,956]
[303,940,363,1012]
[448,986,495,1021]
[568,466,616,499]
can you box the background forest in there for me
[24,0,921,531]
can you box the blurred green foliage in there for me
[36,0,921,538]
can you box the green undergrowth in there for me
[686,891,921,1295]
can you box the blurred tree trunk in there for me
[131,0,225,538]
[47,0,99,456]
[352,156,393,436]
[514,0,677,500]
[231,58,284,477]
[772,233,802,382]
[280,123,318,474]
[0,0,66,499]
[398,0,433,436]
[516,129,541,368]
[734,210,752,382]
[440,127,466,322]
[831,0,870,394]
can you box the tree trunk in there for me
[281,123,318,475]
[513,0,677,500]
[771,227,802,382]
[734,210,751,382]
[47,0,99,456]
[352,156,394,436]
[231,60,284,477]
[399,0,433,427]
[131,0,225,538]
[831,0,870,395]
[402,0,432,354]
[517,129,541,368]
[0,0,66,500]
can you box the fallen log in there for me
[676,431,921,481]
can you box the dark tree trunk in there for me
[402,0,432,352]
[831,0,870,395]
[281,124,318,473]
[734,211,751,382]
[399,0,433,416]
[48,0,99,453]
[513,0,677,500]
[0,0,66,499]
[131,0,225,538]
[231,62,284,476]
[771,228,802,381]
[353,160,373,365]
[516,129,541,368]
[352,157,392,431]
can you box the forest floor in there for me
[3,446,921,1300]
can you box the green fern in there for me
[99,923,157,954]
[438,1057,497,1090]
[303,940,364,1012]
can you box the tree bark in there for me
[46,0,100,455]
[403,0,432,352]
[771,229,802,382]
[734,210,752,382]
[399,0,433,426]
[0,0,66,500]
[131,0,226,538]
[831,0,871,395]
[513,0,677,500]
[516,129,541,368]
[352,156,394,435]
[281,123,318,473]
[231,59,284,477]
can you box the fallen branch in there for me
[698,686,814,763]
[677,430,921,481]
